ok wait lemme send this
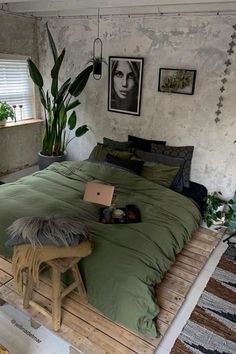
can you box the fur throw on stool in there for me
[5,215,90,247]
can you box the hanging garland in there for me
[215,23,236,123]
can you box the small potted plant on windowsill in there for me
[28,23,93,170]
[0,101,14,126]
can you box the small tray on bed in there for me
[99,205,141,224]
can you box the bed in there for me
[0,160,201,337]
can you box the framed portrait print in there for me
[158,68,197,95]
[108,56,144,116]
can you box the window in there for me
[0,55,35,122]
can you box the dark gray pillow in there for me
[150,144,194,188]
[134,150,185,192]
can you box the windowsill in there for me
[0,119,43,129]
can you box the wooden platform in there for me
[0,227,224,354]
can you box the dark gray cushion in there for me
[150,144,194,188]
[135,150,185,192]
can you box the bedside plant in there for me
[0,101,14,126]
[28,23,93,169]
[203,192,234,227]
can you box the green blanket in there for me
[0,161,201,337]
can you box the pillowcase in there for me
[128,135,166,152]
[89,144,133,162]
[105,154,144,175]
[151,144,194,188]
[134,150,185,192]
[141,162,180,188]
[103,137,132,151]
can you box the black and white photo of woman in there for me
[108,58,143,115]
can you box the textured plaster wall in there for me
[0,123,43,175]
[0,13,42,174]
[38,15,236,198]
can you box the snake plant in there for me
[28,23,92,156]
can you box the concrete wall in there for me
[0,122,43,175]
[0,13,42,175]
[38,15,235,198]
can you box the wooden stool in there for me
[23,257,87,331]
[0,344,9,354]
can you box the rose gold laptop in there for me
[83,182,115,206]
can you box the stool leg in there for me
[23,269,34,309]
[51,267,61,331]
[71,265,88,303]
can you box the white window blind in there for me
[0,57,35,121]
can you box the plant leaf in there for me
[51,49,65,79]
[69,65,93,97]
[66,100,81,112]
[46,22,58,63]
[38,88,47,109]
[75,124,89,137]
[51,49,65,97]
[68,111,77,130]
[55,78,71,104]
[27,59,44,88]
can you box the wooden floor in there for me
[0,227,224,354]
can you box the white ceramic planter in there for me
[0,119,7,126]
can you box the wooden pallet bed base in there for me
[0,227,224,354]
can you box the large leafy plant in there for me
[28,24,93,156]
[203,191,234,227]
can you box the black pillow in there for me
[128,135,166,152]
[151,143,194,188]
[134,150,185,192]
[105,154,144,175]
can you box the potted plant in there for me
[28,24,93,170]
[87,56,107,79]
[203,191,234,228]
[0,101,14,126]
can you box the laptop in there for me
[83,182,115,206]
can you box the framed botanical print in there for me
[158,68,197,95]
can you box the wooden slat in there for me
[157,309,175,326]
[185,238,213,252]
[183,243,211,257]
[0,269,12,285]
[160,273,191,297]
[181,249,207,263]
[198,226,218,237]
[156,319,168,336]
[157,296,181,315]
[176,254,203,270]
[0,258,12,275]
[174,261,200,276]
[168,265,196,283]
[192,231,216,243]
[155,286,184,307]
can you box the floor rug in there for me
[171,245,236,354]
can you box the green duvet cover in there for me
[0,161,201,337]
